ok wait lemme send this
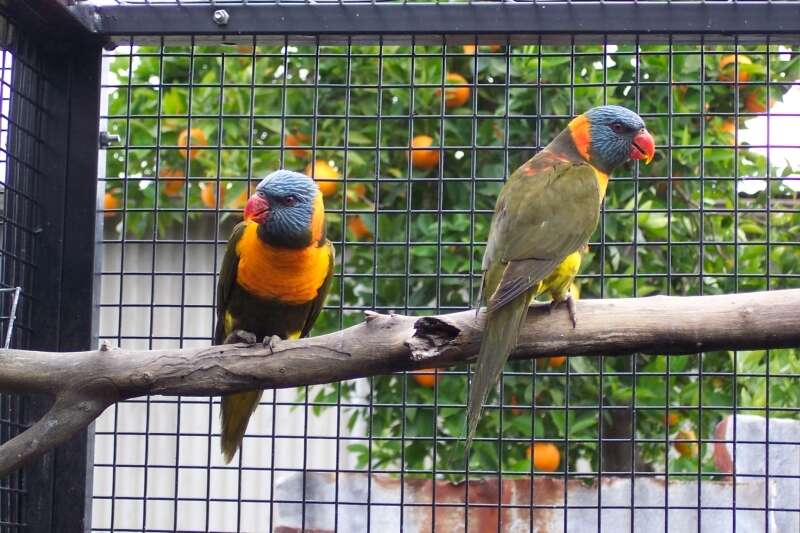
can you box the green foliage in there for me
[104,41,800,480]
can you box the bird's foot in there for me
[549,294,577,328]
[262,335,282,354]
[566,293,577,328]
[224,329,258,346]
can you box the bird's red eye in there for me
[282,195,297,206]
[611,122,626,134]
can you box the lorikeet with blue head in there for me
[466,105,655,453]
[215,169,334,463]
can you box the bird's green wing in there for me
[483,162,601,312]
[300,240,335,338]
[214,222,247,345]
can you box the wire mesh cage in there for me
[0,14,49,530]
[1,1,800,532]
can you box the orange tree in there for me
[104,42,800,478]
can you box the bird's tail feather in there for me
[220,390,263,463]
[465,294,532,457]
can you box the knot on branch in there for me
[406,316,461,362]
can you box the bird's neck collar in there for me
[546,119,588,165]
[567,114,618,174]
[567,115,592,161]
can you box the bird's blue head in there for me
[569,105,655,174]
[244,169,324,248]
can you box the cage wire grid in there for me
[86,30,800,533]
[0,21,51,533]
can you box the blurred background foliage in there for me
[102,40,800,479]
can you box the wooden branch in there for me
[0,392,111,478]
[1,289,799,477]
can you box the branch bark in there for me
[2,289,799,477]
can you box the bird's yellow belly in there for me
[539,250,582,302]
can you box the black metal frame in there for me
[0,1,103,531]
[74,3,800,41]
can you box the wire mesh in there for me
[90,32,800,532]
[0,14,51,530]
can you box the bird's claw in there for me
[262,335,282,354]
[566,293,577,328]
[225,329,257,346]
[549,294,577,328]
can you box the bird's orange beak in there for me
[630,129,655,164]
[244,193,269,224]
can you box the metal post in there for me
[23,40,102,533]
[0,2,103,531]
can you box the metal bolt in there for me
[99,131,120,149]
[212,9,230,26]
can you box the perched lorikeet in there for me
[215,170,334,463]
[466,105,655,452]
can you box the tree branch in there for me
[0,392,111,478]
[1,289,799,477]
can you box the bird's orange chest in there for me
[235,223,329,305]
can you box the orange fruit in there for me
[351,183,367,199]
[674,429,699,458]
[407,135,440,170]
[719,119,736,136]
[665,411,680,427]
[347,215,372,240]
[718,54,752,82]
[547,356,567,368]
[744,89,767,113]
[286,132,311,158]
[304,160,340,197]
[462,44,501,54]
[411,368,437,388]
[200,182,224,208]
[103,192,120,219]
[435,72,471,109]
[229,189,248,210]
[177,128,208,160]
[228,182,255,210]
[159,167,185,196]
[526,442,560,472]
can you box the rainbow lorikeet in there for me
[215,170,334,463]
[466,105,655,452]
